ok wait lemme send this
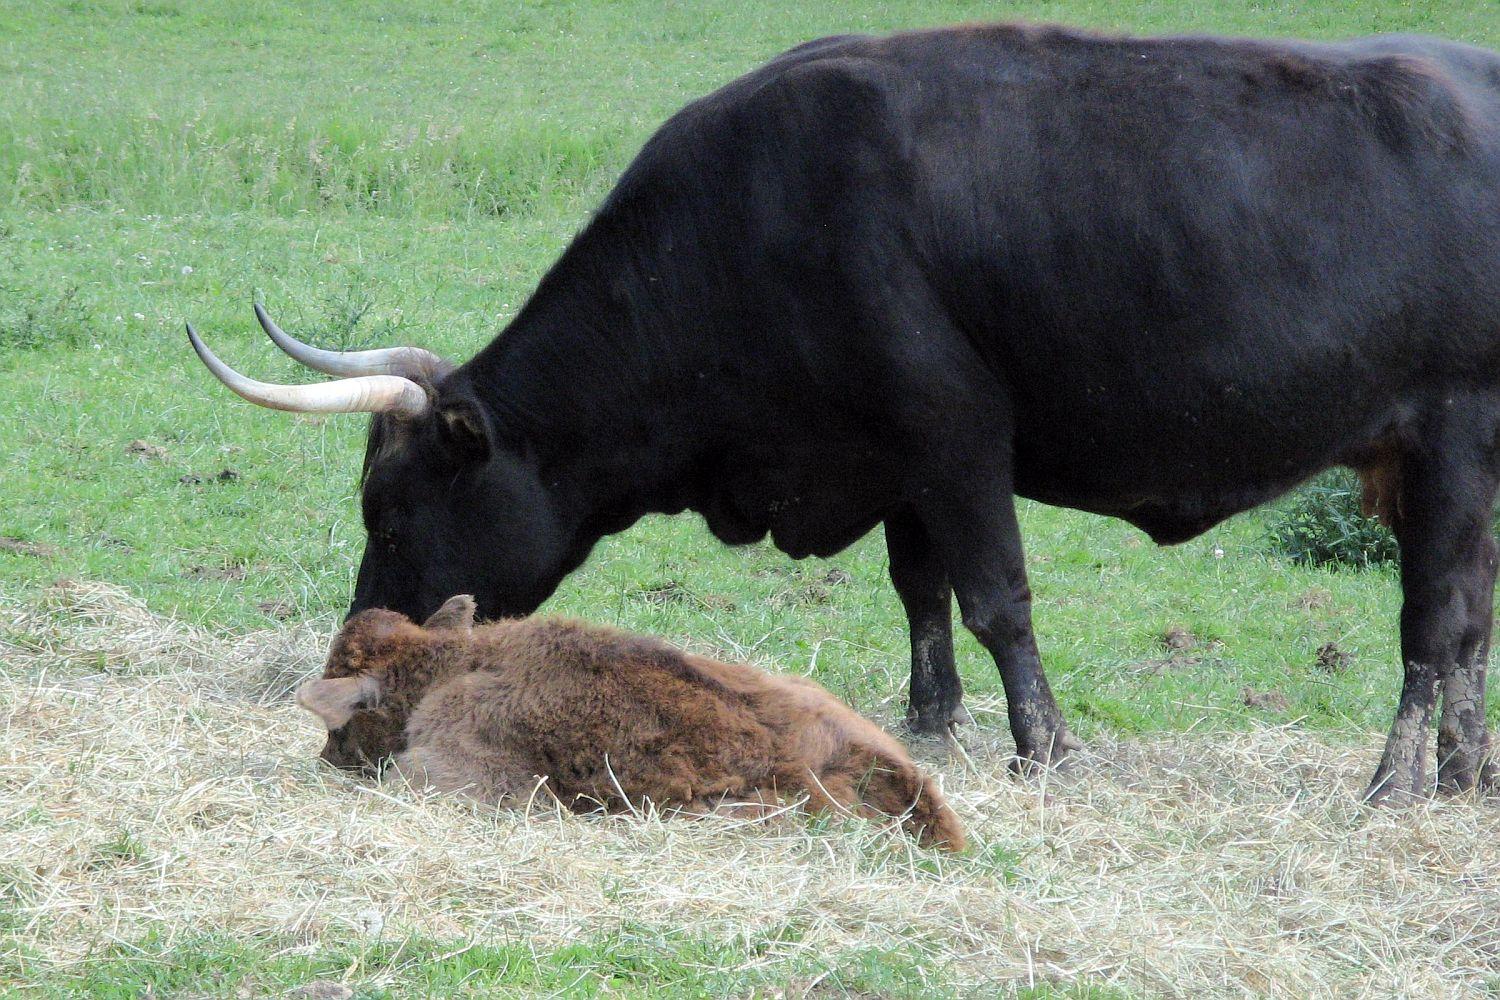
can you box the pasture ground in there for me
[5,582,1498,998]
[1,1,1498,996]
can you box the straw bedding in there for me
[2,581,1497,996]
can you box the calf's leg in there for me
[846,750,967,852]
[1366,438,1499,803]
[885,508,970,736]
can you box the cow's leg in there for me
[1366,441,1499,803]
[885,509,970,736]
[1437,533,1496,793]
[920,490,1080,771]
[1437,533,1498,794]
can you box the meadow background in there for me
[2,2,1498,997]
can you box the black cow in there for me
[190,24,1500,802]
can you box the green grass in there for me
[1,0,1493,734]
[4,927,1046,999]
[3,924,1129,998]
[2,1,1498,994]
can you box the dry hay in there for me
[2,582,1498,997]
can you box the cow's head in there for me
[188,306,569,623]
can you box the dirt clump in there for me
[1241,686,1292,713]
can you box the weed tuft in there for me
[0,236,90,352]
[1265,470,1399,569]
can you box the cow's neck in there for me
[463,207,724,533]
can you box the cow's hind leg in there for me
[1366,434,1499,803]
[921,487,1081,771]
[1437,576,1496,794]
[1437,533,1498,794]
[886,508,970,736]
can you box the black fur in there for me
[347,24,1500,796]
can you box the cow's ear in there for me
[423,594,476,631]
[295,674,381,730]
[436,397,491,459]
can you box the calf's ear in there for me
[423,594,476,631]
[295,674,381,730]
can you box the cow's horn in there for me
[255,303,446,379]
[186,323,430,418]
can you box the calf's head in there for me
[296,594,478,774]
[187,307,570,625]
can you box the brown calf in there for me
[296,596,965,851]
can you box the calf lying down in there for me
[296,595,965,851]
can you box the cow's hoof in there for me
[1364,780,1426,807]
[1436,761,1482,797]
[1363,763,1430,806]
[1009,726,1083,777]
[1437,754,1500,797]
[905,702,972,739]
[1366,712,1434,805]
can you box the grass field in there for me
[2,1,1499,996]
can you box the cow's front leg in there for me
[1366,437,1500,803]
[885,508,970,736]
[921,490,1079,771]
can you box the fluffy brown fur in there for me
[296,596,965,851]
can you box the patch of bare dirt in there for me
[631,580,736,612]
[125,439,168,461]
[0,537,59,558]
[184,564,246,582]
[179,468,241,486]
[1295,587,1334,611]
[1241,686,1292,713]
[1316,642,1353,674]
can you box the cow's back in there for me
[898,29,1500,517]
[641,25,1500,535]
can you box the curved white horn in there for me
[186,323,430,419]
[255,303,447,379]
